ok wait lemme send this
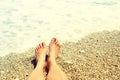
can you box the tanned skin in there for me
[27,38,68,80]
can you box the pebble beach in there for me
[0,30,120,80]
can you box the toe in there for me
[35,46,39,52]
[51,38,56,43]
[42,42,46,48]
[39,43,42,48]
[55,39,59,44]
[35,48,37,53]
[56,42,60,47]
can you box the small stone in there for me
[113,65,118,67]
[26,73,29,76]
[14,78,19,80]
[65,60,73,64]
[105,40,108,43]
[6,70,9,72]
[80,50,85,53]
[96,56,98,57]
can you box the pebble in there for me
[65,60,73,64]
[26,73,29,76]
[80,50,85,53]
[105,40,108,43]
[14,78,19,80]
[6,69,9,73]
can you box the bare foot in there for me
[48,38,60,60]
[35,42,47,68]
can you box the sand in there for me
[0,30,120,80]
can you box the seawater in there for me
[0,0,120,56]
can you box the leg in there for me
[27,42,47,80]
[46,38,68,80]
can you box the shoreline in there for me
[0,30,120,80]
[0,29,119,57]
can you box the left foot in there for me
[35,42,47,67]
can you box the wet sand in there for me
[0,30,120,80]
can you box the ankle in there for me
[48,57,56,64]
[47,58,56,70]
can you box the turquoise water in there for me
[0,0,120,56]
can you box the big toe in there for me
[51,38,58,43]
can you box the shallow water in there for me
[0,0,120,56]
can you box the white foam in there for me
[0,0,120,56]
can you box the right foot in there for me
[48,38,60,60]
